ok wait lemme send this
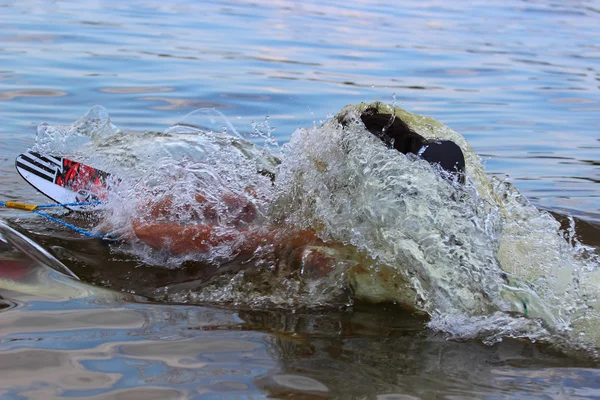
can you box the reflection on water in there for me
[139,96,230,110]
[0,308,147,334]
[100,87,174,94]
[0,89,68,101]
[3,296,599,397]
[1,220,599,398]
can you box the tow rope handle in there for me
[3,201,38,211]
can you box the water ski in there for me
[15,151,114,211]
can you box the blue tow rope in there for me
[34,201,102,209]
[0,200,107,239]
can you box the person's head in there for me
[418,141,466,184]
[360,105,424,154]
[359,105,466,183]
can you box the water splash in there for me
[168,108,245,139]
[28,104,600,351]
[274,113,508,317]
[272,103,600,349]
[250,116,280,153]
[35,105,120,157]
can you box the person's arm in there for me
[145,191,257,224]
[132,219,327,256]
[132,220,236,254]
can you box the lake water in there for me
[1,0,600,398]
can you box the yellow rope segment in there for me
[4,201,38,211]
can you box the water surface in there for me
[1,0,600,398]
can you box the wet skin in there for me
[132,191,330,259]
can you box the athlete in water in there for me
[133,105,466,256]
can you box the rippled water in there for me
[2,0,600,398]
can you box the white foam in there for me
[33,105,600,351]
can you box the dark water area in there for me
[1,0,600,398]
[2,217,600,399]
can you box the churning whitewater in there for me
[32,104,600,351]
